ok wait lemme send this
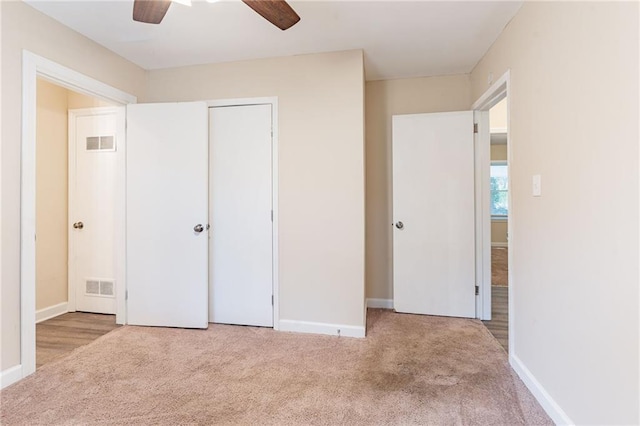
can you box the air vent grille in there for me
[86,280,100,294]
[85,279,115,297]
[86,135,116,152]
[100,281,114,296]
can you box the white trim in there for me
[366,298,393,309]
[21,50,136,378]
[206,97,280,330]
[474,110,491,320]
[21,50,38,380]
[491,216,508,222]
[279,319,365,338]
[207,97,275,108]
[472,70,510,111]
[472,68,511,333]
[491,242,508,248]
[25,52,136,105]
[510,354,574,425]
[68,110,77,312]
[114,107,127,325]
[35,302,69,323]
[1,365,23,389]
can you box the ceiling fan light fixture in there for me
[133,0,299,30]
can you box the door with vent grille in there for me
[69,108,120,314]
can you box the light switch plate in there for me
[532,174,541,197]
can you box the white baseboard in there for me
[1,365,23,389]
[279,319,365,338]
[510,353,573,425]
[491,242,508,248]
[366,298,393,309]
[36,301,68,323]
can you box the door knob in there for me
[193,224,204,233]
[395,221,404,230]
[73,221,84,230]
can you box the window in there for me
[490,162,508,217]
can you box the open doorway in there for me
[482,97,509,351]
[20,52,136,379]
[35,78,121,368]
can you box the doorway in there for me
[34,78,123,368]
[482,97,509,351]
[471,70,512,354]
[21,52,136,378]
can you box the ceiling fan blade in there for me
[242,0,300,31]
[133,0,172,24]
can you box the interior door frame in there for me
[471,70,512,349]
[20,51,136,379]
[67,106,125,314]
[207,97,280,330]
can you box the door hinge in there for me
[473,123,478,134]
[125,290,128,300]
[475,285,479,296]
[271,210,273,222]
[271,295,274,306]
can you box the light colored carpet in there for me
[1,309,550,425]
[492,247,508,286]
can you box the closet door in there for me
[209,104,274,327]
[126,102,209,328]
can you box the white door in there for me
[126,102,209,328]
[70,108,120,314]
[209,104,273,327]
[392,111,476,318]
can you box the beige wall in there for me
[146,50,366,330]
[35,79,69,311]
[471,2,638,424]
[490,144,507,161]
[490,221,507,245]
[67,92,113,110]
[365,75,471,300]
[1,1,147,370]
[490,97,507,130]
[35,79,115,312]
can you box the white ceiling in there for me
[25,0,522,81]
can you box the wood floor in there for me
[36,312,120,369]
[482,286,508,352]
[481,247,509,351]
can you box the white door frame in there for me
[207,97,280,330]
[471,70,512,351]
[67,106,124,314]
[20,51,136,378]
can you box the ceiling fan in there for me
[132,0,300,30]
